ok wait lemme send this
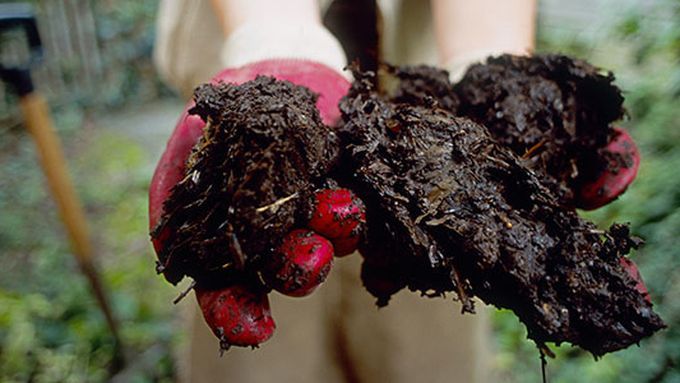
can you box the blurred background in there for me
[0,0,677,382]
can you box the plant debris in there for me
[337,68,665,355]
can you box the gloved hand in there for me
[148,59,364,350]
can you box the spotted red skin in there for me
[195,285,275,348]
[308,189,366,256]
[619,257,651,303]
[263,229,334,297]
[577,127,640,210]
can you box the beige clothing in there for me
[181,255,491,383]
[155,0,440,97]
[155,1,492,382]
[155,0,224,98]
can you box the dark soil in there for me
[456,55,627,204]
[391,55,627,206]
[338,69,664,356]
[387,64,460,112]
[151,76,339,287]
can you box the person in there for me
[152,1,536,382]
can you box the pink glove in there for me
[149,60,362,349]
[576,127,640,210]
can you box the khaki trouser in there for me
[156,1,492,382]
[179,256,491,383]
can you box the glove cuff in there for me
[221,22,348,79]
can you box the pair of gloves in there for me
[148,57,640,347]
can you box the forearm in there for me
[432,0,536,79]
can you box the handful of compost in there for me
[391,54,640,210]
[339,67,664,356]
[150,76,365,350]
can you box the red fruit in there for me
[263,229,334,297]
[331,235,363,258]
[578,127,640,210]
[308,188,366,256]
[619,257,651,303]
[196,285,275,349]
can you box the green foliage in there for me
[92,0,172,108]
[0,128,177,382]
[493,1,680,381]
[0,3,178,377]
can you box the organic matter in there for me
[151,77,339,286]
[390,55,639,209]
[338,68,664,355]
[453,55,628,208]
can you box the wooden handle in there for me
[19,92,123,356]
[19,93,93,261]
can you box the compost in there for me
[338,68,664,355]
[390,55,630,206]
[151,76,340,287]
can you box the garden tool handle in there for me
[18,91,122,349]
[1,3,123,363]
